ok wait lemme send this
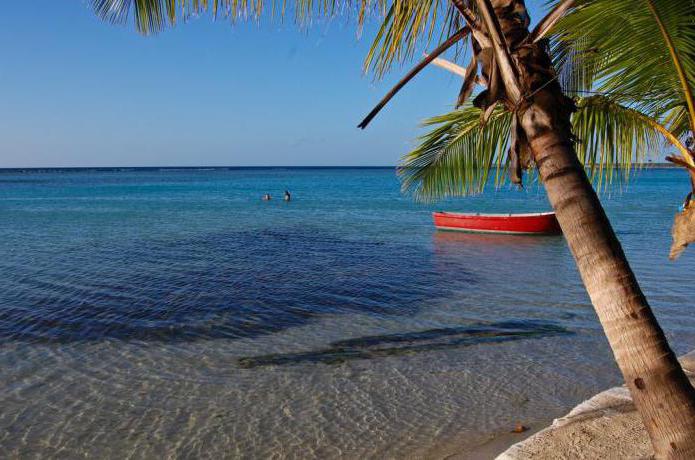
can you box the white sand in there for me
[497,351,695,459]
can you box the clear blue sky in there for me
[0,1,547,167]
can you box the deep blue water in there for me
[1,168,471,343]
[1,167,693,346]
[1,167,694,458]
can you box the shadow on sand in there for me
[238,320,572,368]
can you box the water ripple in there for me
[1,227,475,343]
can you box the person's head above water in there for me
[262,193,271,200]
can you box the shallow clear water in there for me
[1,167,694,458]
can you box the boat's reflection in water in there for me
[433,229,564,258]
[432,229,570,295]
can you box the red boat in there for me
[433,211,562,235]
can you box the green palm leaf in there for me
[550,35,601,96]
[91,0,386,35]
[664,105,691,140]
[551,0,695,132]
[363,1,462,78]
[400,95,667,201]
[572,95,662,189]
[398,104,512,201]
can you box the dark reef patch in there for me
[1,227,475,343]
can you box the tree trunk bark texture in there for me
[479,0,695,456]
[527,114,695,458]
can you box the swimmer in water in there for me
[262,193,271,201]
[284,190,291,202]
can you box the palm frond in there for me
[399,95,677,202]
[398,104,512,201]
[550,0,695,119]
[528,0,575,44]
[358,27,470,129]
[91,0,385,35]
[550,36,601,95]
[664,105,691,140]
[644,0,695,135]
[572,95,663,189]
[363,1,463,78]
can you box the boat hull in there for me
[433,211,562,235]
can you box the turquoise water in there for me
[1,167,694,458]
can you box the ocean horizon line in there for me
[0,166,399,173]
[0,163,678,173]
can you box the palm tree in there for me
[89,0,695,456]
[359,1,695,457]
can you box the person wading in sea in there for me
[284,190,291,202]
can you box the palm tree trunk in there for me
[524,108,695,458]
[469,0,695,457]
